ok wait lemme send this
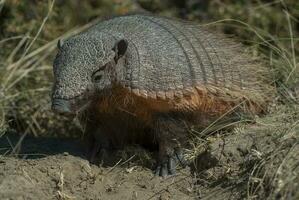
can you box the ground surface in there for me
[0,135,194,200]
[0,156,194,200]
[0,106,298,200]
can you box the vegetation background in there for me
[0,0,298,199]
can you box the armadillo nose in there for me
[52,99,73,114]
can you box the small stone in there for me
[63,152,69,156]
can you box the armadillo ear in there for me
[57,39,64,50]
[113,39,128,61]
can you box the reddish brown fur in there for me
[93,85,260,126]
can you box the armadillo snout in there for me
[52,99,73,114]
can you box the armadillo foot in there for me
[88,142,101,163]
[155,155,177,177]
[88,139,109,165]
[89,147,108,166]
[154,149,188,177]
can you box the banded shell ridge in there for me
[88,14,272,111]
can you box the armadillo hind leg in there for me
[154,115,188,177]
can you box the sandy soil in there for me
[0,134,194,200]
[0,155,195,200]
[0,111,298,200]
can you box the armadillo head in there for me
[51,33,128,114]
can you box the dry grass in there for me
[0,1,103,138]
[246,105,299,199]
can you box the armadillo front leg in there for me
[87,129,110,164]
[154,115,188,177]
[83,120,110,164]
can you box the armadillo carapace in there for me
[52,14,272,176]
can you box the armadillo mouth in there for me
[52,95,89,115]
[52,98,74,114]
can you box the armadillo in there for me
[51,14,273,176]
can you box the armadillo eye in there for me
[92,71,104,83]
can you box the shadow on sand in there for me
[0,133,155,169]
[0,133,85,159]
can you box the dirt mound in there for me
[0,155,193,200]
